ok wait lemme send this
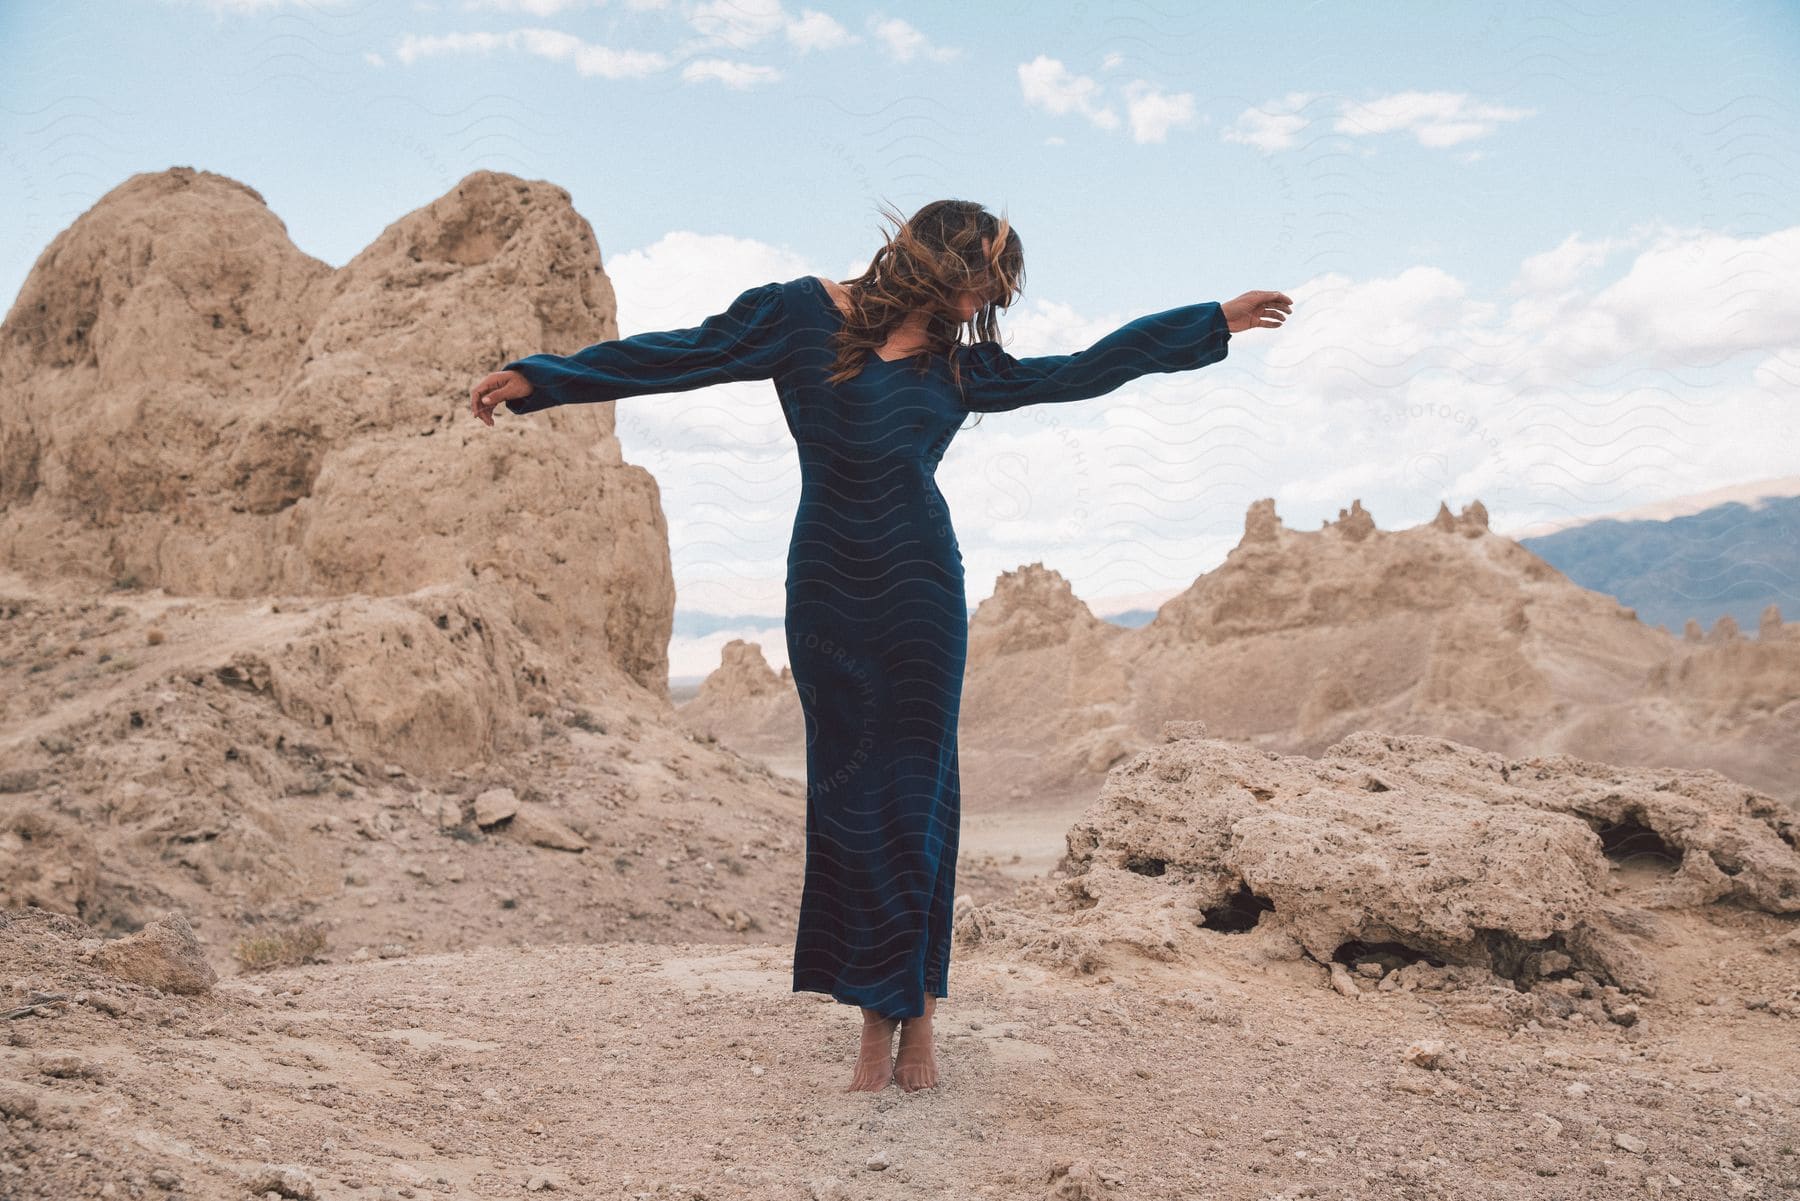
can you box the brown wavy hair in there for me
[823,198,1025,420]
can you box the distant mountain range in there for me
[1512,479,1799,637]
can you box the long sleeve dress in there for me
[501,274,1231,1019]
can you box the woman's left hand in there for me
[1222,291,1294,334]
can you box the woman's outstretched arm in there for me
[472,279,790,423]
[955,289,1291,414]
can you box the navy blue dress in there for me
[501,274,1231,1018]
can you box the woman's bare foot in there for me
[846,1008,897,1092]
[893,995,940,1091]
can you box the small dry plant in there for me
[233,921,329,972]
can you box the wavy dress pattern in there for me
[502,274,1231,1018]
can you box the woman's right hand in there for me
[1222,290,1294,335]
[470,369,533,426]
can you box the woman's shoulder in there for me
[804,274,853,319]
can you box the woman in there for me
[470,199,1292,1092]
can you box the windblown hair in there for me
[824,199,1026,418]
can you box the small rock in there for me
[1613,1132,1648,1154]
[0,1083,40,1120]
[474,787,520,828]
[1565,1082,1592,1099]
[507,803,590,852]
[82,991,131,1017]
[1390,1068,1435,1095]
[703,900,756,932]
[147,1167,181,1189]
[865,1150,891,1171]
[242,1164,316,1199]
[1403,1039,1449,1070]
[37,1053,102,1080]
[94,911,217,994]
[1046,1159,1101,1199]
[1329,962,1361,998]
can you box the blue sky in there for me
[4,0,1798,679]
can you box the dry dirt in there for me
[5,881,1798,1201]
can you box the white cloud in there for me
[678,1,856,59]
[396,30,507,62]
[1556,224,1800,366]
[688,0,787,50]
[1226,89,1535,154]
[460,0,598,13]
[162,0,351,11]
[786,9,856,53]
[1019,57,1200,143]
[1239,224,1800,538]
[1018,56,1118,132]
[394,28,668,77]
[1335,90,1536,147]
[1511,233,1621,295]
[870,16,960,63]
[394,0,852,91]
[1122,80,1196,144]
[1220,91,1319,152]
[681,57,782,87]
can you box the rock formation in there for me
[0,166,676,693]
[938,497,1800,804]
[956,726,1800,1024]
[675,639,804,754]
[0,168,812,946]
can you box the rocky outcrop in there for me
[956,728,1800,1010]
[692,640,788,706]
[945,496,1800,805]
[966,561,1109,662]
[92,910,218,994]
[0,168,812,949]
[676,640,804,752]
[0,166,675,692]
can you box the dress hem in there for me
[792,979,948,1020]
